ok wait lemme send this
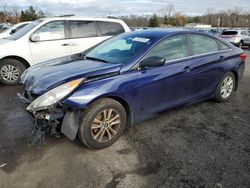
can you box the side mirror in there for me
[30,33,40,42]
[10,29,16,35]
[139,56,165,69]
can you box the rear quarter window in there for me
[216,39,231,50]
[97,21,125,36]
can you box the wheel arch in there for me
[84,95,134,127]
[108,96,133,127]
[62,95,134,142]
[1,56,30,68]
[231,70,238,90]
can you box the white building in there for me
[185,23,212,29]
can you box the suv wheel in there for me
[238,41,243,48]
[78,98,127,149]
[0,59,26,85]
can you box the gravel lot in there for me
[0,49,250,188]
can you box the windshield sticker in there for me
[132,37,150,43]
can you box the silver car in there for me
[219,30,250,48]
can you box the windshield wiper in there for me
[85,56,109,63]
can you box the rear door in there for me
[29,21,71,63]
[68,20,104,54]
[187,34,231,99]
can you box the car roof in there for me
[15,21,31,26]
[127,28,214,39]
[39,16,125,23]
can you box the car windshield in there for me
[8,20,43,40]
[85,34,154,64]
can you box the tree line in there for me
[121,5,250,28]
[0,6,46,23]
[1,4,250,28]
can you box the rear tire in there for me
[0,59,26,85]
[78,98,127,149]
[238,41,243,48]
[214,72,236,103]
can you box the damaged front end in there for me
[18,78,84,146]
[30,107,64,146]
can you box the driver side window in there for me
[145,35,188,62]
[33,21,65,41]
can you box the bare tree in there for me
[175,12,186,26]
[158,4,175,26]
[10,6,20,23]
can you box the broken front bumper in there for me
[30,107,65,146]
[18,91,81,146]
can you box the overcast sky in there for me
[1,0,250,16]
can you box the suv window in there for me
[221,31,238,35]
[145,35,188,62]
[190,34,218,55]
[241,31,248,35]
[97,21,125,36]
[34,21,65,41]
[69,21,98,38]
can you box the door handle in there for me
[182,66,191,73]
[219,55,225,61]
[69,43,79,46]
[61,43,69,46]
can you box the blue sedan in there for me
[20,29,246,149]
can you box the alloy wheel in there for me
[0,65,20,82]
[220,76,234,99]
[91,109,121,143]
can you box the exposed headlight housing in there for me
[26,78,84,112]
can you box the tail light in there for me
[240,53,247,61]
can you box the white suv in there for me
[219,30,250,48]
[0,17,130,85]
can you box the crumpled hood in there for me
[21,55,122,95]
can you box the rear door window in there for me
[190,34,219,55]
[240,31,248,35]
[68,21,98,38]
[97,21,125,36]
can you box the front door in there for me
[29,21,71,63]
[130,34,193,118]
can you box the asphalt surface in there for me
[0,50,250,188]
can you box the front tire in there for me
[0,59,26,85]
[214,72,236,102]
[78,98,127,149]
